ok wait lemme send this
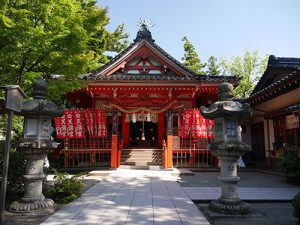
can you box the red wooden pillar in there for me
[111,109,118,168]
[166,109,173,169]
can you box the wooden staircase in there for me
[120,149,164,169]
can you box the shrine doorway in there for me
[129,121,158,148]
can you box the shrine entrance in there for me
[129,121,158,148]
[59,24,238,169]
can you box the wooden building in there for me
[55,24,238,169]
[247,55,300,168]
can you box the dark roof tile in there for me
[252,55,300,93]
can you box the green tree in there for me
[221,50,268,98]
[181,36,205,74]
[0,0,128,102]
[206,56,221,75]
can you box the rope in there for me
[102,100,177,114]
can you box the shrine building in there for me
[247,55,300,168]
[54,24,239,169]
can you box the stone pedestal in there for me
[208,142,250,214]
[9,140,57,212]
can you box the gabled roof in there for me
[251,55,300,94]
[88,25,238,83]
[248,68,300,105]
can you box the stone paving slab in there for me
[41,169,210,225]
[184,187,300,201]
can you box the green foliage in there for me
[279,147,300,178]
[292,192,300,221]
[181,36,205,74]
[46,171,84,204]
[206,56,221,75]
[48,79,87,104]
[0,118,26,204]
[221,50,268,98]
[0,0,128,103]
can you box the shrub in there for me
[0,132,26,206]
[292,192,300,222]
[46,171,84,204]
[279,147,300,178]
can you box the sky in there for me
[98,0,300,62]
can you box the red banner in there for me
[83,109,94,137]
[65,110,74,138]
[181,109,214,138]
[206,119,214,138]
[54,115,66,138]
[94,109,107,137]
[55,109,107,139]
[72,109,85,138]
[182,109,193,138]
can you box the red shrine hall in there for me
[53,24,239,169]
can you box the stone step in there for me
[119,165,162,170]
[121,156,163,159]
[120,149,164,166]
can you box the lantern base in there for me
[209,199,250,214]
[9,198,54,213]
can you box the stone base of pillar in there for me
[209,198,250,214]
[9,198,54,212]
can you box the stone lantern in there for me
[200,82,251,214]
[9,78,65,212]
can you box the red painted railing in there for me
[172,137,217,168]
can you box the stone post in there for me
[200,82,251,214]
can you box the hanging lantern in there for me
[132,113,137,123]
[146,112,151,122]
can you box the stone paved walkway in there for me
[41,170,210,225]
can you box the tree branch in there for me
[25,51,51,73]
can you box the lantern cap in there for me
[32,78,48,99]
[219,82,234,101]
[200,83,252,119]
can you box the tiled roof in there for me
[89,73,194,81]
[89,27,239,84]
[268,55,300,68]
[252,55,300,94]
[247,69,300,104]
[89,72,238,83]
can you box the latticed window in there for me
[226,121,236,137]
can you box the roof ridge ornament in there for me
[134,18,155,43]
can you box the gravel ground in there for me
[178,171,299,188]
[197,203,298,225]
[182,171,300,225]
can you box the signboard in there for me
[2,85,27,112]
